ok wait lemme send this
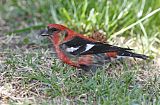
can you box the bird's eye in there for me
[47,27,59,34]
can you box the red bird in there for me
[40,24,148,71]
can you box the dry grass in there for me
[0,30,159,104]
[0,0,160,104]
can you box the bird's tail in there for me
[117,51,148,60]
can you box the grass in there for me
[0,0,160,104]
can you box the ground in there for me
[0,17,159,105]
[0,1,160,105]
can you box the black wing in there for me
[60,36,132,55]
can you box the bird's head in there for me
[40,24,70,37]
